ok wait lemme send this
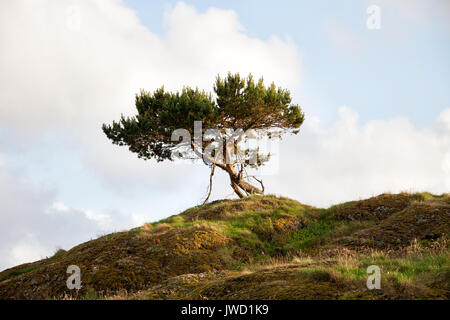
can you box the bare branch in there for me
[251,176,265,193]
[202,163,216,205]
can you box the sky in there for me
[0,0,449,271]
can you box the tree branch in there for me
[202,162,216,205]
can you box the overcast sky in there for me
[0,0,449,271]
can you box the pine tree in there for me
[102,73,304,200]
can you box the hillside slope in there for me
[0,193,449,300]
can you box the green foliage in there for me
[214,73,304,131]
[411,192,450,202]
[102,87,216,161]
[0,265,40,282]
[102,73,304,165]
[50,248,67,260]
[287,220,336,251]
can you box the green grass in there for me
[49,248,67,260]
[411,192,449,202]
[2,193,448,300]
[0,265,40,282]
[286,220,336,251]
[335,251,450,283]
[151,200,316,257]
[148,197,384,256]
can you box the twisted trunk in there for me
[225,164,263,198]
[200,139,264,199]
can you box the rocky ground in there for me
[0,192,448,300]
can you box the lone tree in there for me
[102,73,304,200]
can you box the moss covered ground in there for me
[0,193,448,300]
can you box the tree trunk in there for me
[228,170,264,198]
[235,178,264,197]
[221,143,264,198]
[230,181,246,198]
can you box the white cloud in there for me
[0,167,99,270]
[443,152,450,190]
[47,202,117,230]
[0,165,150,271]
[437,108,450,132]
[82,208,117,231]
[0,0,301,133]
[48,202,70,213]
[131,212,151,227]
[0,0,301,193]
[266,106,450,207]
[9,234,49,267]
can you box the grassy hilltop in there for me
[0,192,449,300]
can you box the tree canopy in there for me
[102,73,304,199]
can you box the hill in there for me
[0,192,449,300]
